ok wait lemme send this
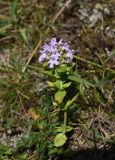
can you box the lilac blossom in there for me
[61,42,69,51]
[66,49,74,60]
[48,58,59,68]
[38,51,47,62]
[50,52,60,59]
[38,38,75,68]
[49,38,57,46]
[48,45,58,53]
[43,43,49,51]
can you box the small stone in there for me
[7,129,12,134]
[89,9,103,27]
[104,8,110,15]
[95,3,103,10]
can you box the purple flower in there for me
[66,49,74,60]
[38,51,47,62]
[49,38,57,46]
[38,37,75,68]
[43,43,49,51]
[61,43,69,51]
[48,53,59,68]
[48,38,58,53]
[48,45,58,53]
[48,58,59,68]
[50,52,60,59]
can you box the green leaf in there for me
[68,75,95,87]
[67,63,75,72]
[54,81,71,90]
[56,126,65,133]
[55,80,63,90]
[42,70,59,78]
[96,73,115,87]
[55,90,66,104]
[48,147,62,155]
[0,20,12,36]
[47,81,54,87]
[53,101,58,107]
[105,49,115,63]
[63,82,71,88]
[0,143,12,156]
[65,126,73,132]
[19,28,27,42]
[79,83,85,95]
[56,65,67,73]
[54,133,67,147]
[0,31,6,36]
[56,125,73,133]
[93,88,102,103]
[10,0,18,18]
[3,118,13,129]
[64,94,79,110]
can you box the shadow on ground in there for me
[56,145,115,160]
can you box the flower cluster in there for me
[38,38,74,68]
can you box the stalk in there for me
[64,111,67,134]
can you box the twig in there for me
[0,36,12,42]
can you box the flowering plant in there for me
[38,38,74,68]
[38,38,78,147]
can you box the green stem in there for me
[64,111,67,134]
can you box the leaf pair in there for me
[56,63,75,73]
[64,94,79,110]
[54,125,73,147]
[48,80,71,90]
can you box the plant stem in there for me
[64,111,67,134]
